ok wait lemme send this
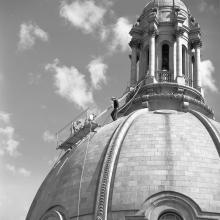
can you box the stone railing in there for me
[157,70,172,82]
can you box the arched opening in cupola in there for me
[182,45,187,76]
[162,44,169,71]
[146,47,150,73]
[159,212,183,220]
[191,55,195,87]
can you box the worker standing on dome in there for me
[111,97,119,121]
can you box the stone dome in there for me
[27,109,220,220]
[144,0,188,12]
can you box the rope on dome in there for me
[76,121,93,220]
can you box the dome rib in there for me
[189,110,220,157]
[95,109,149,220]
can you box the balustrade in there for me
[157,70,172,82]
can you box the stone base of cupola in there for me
[121,83,214,119]
[144,75,157,84]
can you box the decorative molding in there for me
[94,109,149,220]
[123,83,214,118]
[175,27,185,37]
[129,26,143,37]
[129,38,142,49]
[134,94,213,118]
[146,7,158,23]
[40,205,69,220]
[148,22,159,37]
[190,39,202,49]
[138,191,220,220]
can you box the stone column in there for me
[130,46,137,86]
[176,29,185,85]
[146,28,157,84]
[149,33,156,78]
[195,42,202,89]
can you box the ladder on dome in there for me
[56,108,99,151]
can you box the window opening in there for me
[162,44,169,70]
[159,212,183,220]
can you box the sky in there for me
[0,0,220,219]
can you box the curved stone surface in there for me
[27,110,220,220]
[27,118,124,220]
[111,111,220,213]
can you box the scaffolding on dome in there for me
[56,108,98,151]
[55,84,140,151]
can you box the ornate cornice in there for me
[190,39,202,49]
[148,22,159,37]
[146,7,158,24]
[129,25,143,37]
[123,83,213,119]
[175,27,185,37]
[174,6,187,24]
[131,94,213,118]
[129,38,142,49]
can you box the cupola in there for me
[127,0,213,118]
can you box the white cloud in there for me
[18,21,49,50]
[88,57,108,89]
[60,0,106,34]
[0,111,10,124]
[5,164,31,177]
[0,111,20,157]
[43,130,56,143]
[109,17,132,52]
[45,59,94,109]
[18,168,31,177]
[200,60,218,92]
[5,164,16,173]
[0,126,20,157]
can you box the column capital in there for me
[175,27,185,37]
[148,23,159,37]
[190,39,202,49]
[129,38,142,49]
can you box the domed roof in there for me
[27,109,220,219]
[144,0,188,11]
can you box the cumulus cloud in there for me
[43,130,56,143]
[5,164,16,173]
[88,57,108,89]
[5,164,31,177]
[18,21,49,50]
[45,59,94,109]
[0,111,10,124]
[198,0,219,13]
[60,0,106,34]
[18,168,31,177]
[109,17,132,52]
[200,60,218,92]
[0,111,20,157]
[60,0,132,53]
